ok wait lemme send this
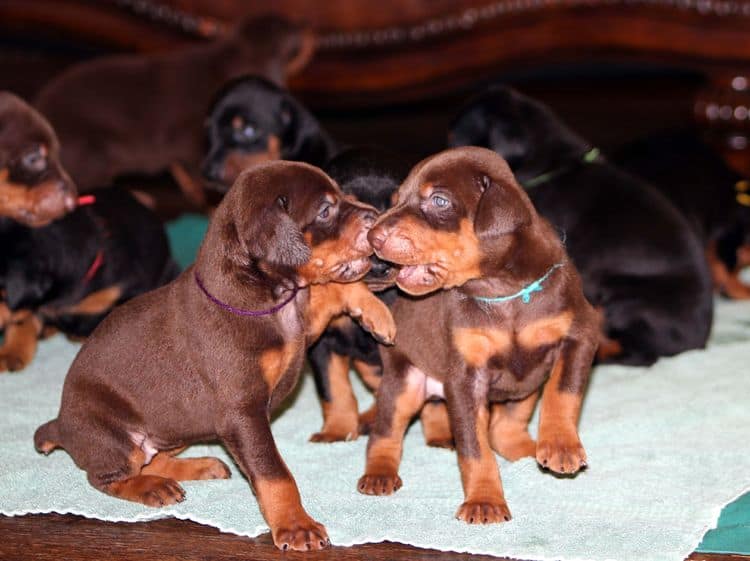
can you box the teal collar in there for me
[473,263,564,305]
[522,147,601,189]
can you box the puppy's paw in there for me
[0,349,31,372]
[455,499,512,524]
[194,457,232,480]
[357,473,402,495]
[353,300,396,345]
[309,429,358,443]
[272,516,330,551]
[490,433,536,461]
[536,432,587,474]
[137,476,186,507]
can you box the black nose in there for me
[369,257,392,277]
[362,210,377,227]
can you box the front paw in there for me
[271,516,330,551]
[0,349,32,372]
[536,432,587,474]
[309,429,358,443]
[351,300,396,345]
[357,473,402,495]
[455,499,512,524]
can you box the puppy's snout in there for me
[368,226,389,251]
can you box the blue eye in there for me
[432,194,450,208]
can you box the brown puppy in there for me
[358,147,599,524]
[34,16,313,205]
[34,161,395,551]
[0,92,76,227]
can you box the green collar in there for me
[522,147,601,189]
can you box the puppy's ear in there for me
[246,196,311,268]
[474,174,531,241]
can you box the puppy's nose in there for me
[361,210,377,228]
[368,226,388,251]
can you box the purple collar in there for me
[194,271,299,317]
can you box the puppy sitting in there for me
[35,161,394,551]
[202,76,336,188]
[358,147,599,524]
[449,86,713,366]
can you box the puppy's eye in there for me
[317,202,333,221]
[241,125,257,139]
[22,147,47,174]
[431,194,451,209]
[481,175,491,191]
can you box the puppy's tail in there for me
[34,419,61,455]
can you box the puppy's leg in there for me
[489,391,539,461]
[0,310,41,372]
[446,373,511,524]
[352,358,381,435]
[421,400,454,449]
[141,448,231,481]
[307,283,395,345]
[358,355,424,496]
[536,337,595,474]
[220,409,329,551]
[308,345,359,443]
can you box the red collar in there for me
[83,250,104,285]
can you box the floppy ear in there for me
[246,203,311,268]
[474,174,531,241]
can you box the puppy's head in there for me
[448,86,588,184]
[210,161,377,286]
[0,92,77,227]
[324,147,410,291]
[202,76,330,189]
[368,147,536,296]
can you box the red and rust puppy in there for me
[35,16,313,206]
[0,92,76,227]
[35,161,394,551]
[358,147,599,524]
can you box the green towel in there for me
[1,299,749,561]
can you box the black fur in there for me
[309,147,407,404]
[614,130,750,271]
[0,188,179,338]
[449,86,714,366]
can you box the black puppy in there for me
[306,147,403,442]
[202,76,336,188]
[449,86,713,366]
[1,188,179,371]
[615,131,750,299]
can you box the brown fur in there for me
[359,147,599,523]
[0,310,42,372]
[34,161,393,551]
[34,17,313,199]
[0,92,77,227]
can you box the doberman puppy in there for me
[202,76,336,189]
[615,130,750,299]
[35,161,396,551]
[35,16,313,206]
[0,92,76,227]
[449,86,713,366]
[1,187,180,371]
[358,147,599,524]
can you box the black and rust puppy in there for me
[202,76,336,188]
[358,147,599,524]
[615,130,750,299]
[35,161,395,551]
[307,147,411,442]
[449,86,713,366]
[1,188,179,371]
[0,92,76,227]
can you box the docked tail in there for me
[34,419,61,455]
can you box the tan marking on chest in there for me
[517,311,573,349]
[453,327,512,368]
[260,344,295,391]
